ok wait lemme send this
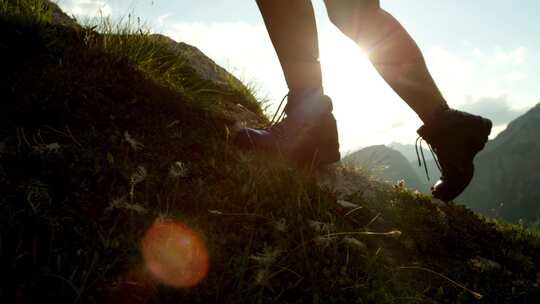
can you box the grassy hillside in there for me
[1,1,540,303]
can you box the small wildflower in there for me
[393,179,406,190]
[169,161,188,178]
[124,131,143,151]
[254,269,269,285]
[307,220,334,233]
[106,152,114,164]
[250,247,282,265]
[273,218,287,233]
[46,142,61,152]
[32,142,61,154]
[468,256,501,272]
[131,166,147,184]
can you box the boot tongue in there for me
[284,88,332,120]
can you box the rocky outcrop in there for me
[150,34,247,90]
[39,0,78,26]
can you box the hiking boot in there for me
[235,93,340,166]
[417,108,492,202]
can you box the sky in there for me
[57,0,540,153]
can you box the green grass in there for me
[1,1,540,303]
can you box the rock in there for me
[39,0,78,26]
[149,34,246,89]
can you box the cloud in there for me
[459,95,526,125]
[425,46,529,107]
[505,71,526,81]
[493,47,526,65]
[58,0,112,17]
[156,13,173,27]
[163,21,285,100]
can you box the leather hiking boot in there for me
[235,94,340,166]
[416,108,492,202]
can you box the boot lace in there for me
[269,93,288,128]
[415,136,442,181]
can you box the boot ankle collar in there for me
[285,94,333,121]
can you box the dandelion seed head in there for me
[132,166,147,184]
[124,131,144,151]
[273,218,287,233]
[169,161,188,178]
[307,220,334,233]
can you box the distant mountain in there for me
[388,142,434,163]
[387,142,440,185]
[343,145,429,191]
[459,103,540,223]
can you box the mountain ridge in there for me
[459,102,540,223]
[343,145,429,192]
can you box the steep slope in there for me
[343,145,429,192]
[2,2,540,303]
[459,103,540,223]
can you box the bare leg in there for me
[256,0,324,105]
[236,0,340,166]
[324,0,449,123]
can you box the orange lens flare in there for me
[142,219,209,288]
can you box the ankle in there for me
[284,88,332,118]
[420,104,450,126]
[287,88,324,107]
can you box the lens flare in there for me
[142,219,209,288]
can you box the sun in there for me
[319,27,421,152]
